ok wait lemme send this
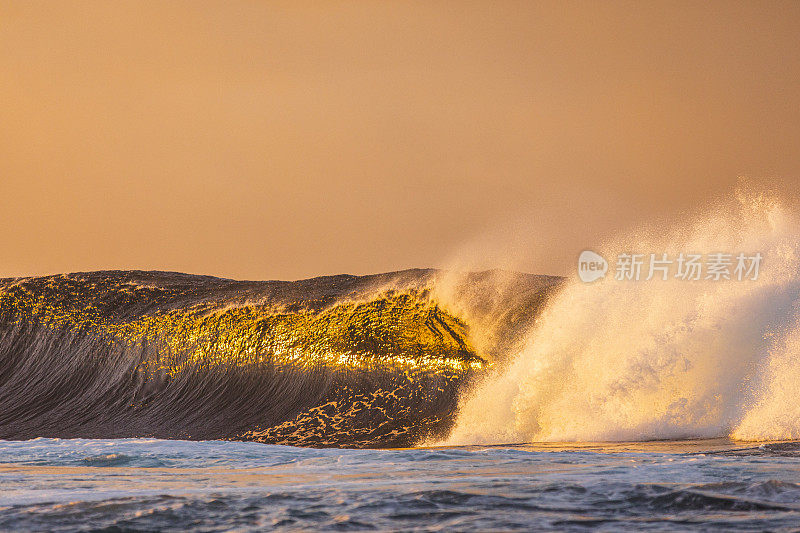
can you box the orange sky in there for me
[2,1,799,280]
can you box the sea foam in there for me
[443,187,800,444]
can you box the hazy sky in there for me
[2,1,799,280]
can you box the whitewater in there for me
[443,188,800,445]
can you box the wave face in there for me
[444,189,800,445]
[0,269,558,447]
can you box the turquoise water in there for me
[2,439,800,531]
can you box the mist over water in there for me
[441,188,800,444]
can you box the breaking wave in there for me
[444,187,800,444]
[4,187,800,448]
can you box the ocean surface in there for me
[3,438,800,532]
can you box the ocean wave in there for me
[0,269,557,448]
